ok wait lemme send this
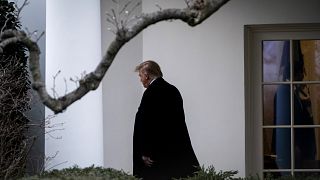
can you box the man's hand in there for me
[142,156,154,167]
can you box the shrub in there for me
[177,165,239,180]
[19,165,139,180]
[18,165,320,180]
[0,0,31,179]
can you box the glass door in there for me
[262,40,320,178]
[245,24,320,179]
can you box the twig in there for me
[43,151,67,172]
[111,0,118,4]
[111,9,120,30]
[14,0,29,21]
[0,18,11,33]
[64,78,68,95]
[51,70,61,98]
[123,2,142,27]
[36,31,45,42]
[184,0,191,8]
[155,4,162,11]
[46,161,68,171]
[119,1,132,15]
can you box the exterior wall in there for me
[45,0,104,169]
[100,0,142,172]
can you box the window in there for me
[245,24,320,178]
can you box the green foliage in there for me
[177,165,239,180]
[18,165,320,180]
[20,165,139,180]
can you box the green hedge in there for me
[19,165,137,180]
[19,165,320,180]
[20,165,239,180]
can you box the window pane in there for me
[294,84,320,125]
[264,128,291,169]
[294,128,319,169]
[263,40,290,82]
[263,85,277,125]
[294,40,320,81]
[264,172,291,179]
[263,128,277,169]
[264,85,291,125]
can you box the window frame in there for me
[244,23,320,177]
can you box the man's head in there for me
[135,60,163,88]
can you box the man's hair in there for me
[135,60,163,78]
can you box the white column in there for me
[46,0,103,169]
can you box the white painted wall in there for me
[100,0,142,172]
[46,0,103,169]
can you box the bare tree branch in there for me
[14,0,29,21]
[51,70,61,98]
[0,0,230,114]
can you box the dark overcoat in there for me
[133,77,199,180]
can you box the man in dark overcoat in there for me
[133,60,199,180]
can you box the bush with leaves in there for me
[18,165,320,180]
[19,165,138,180]
[177,166,240,180]
[0,0,31,179]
